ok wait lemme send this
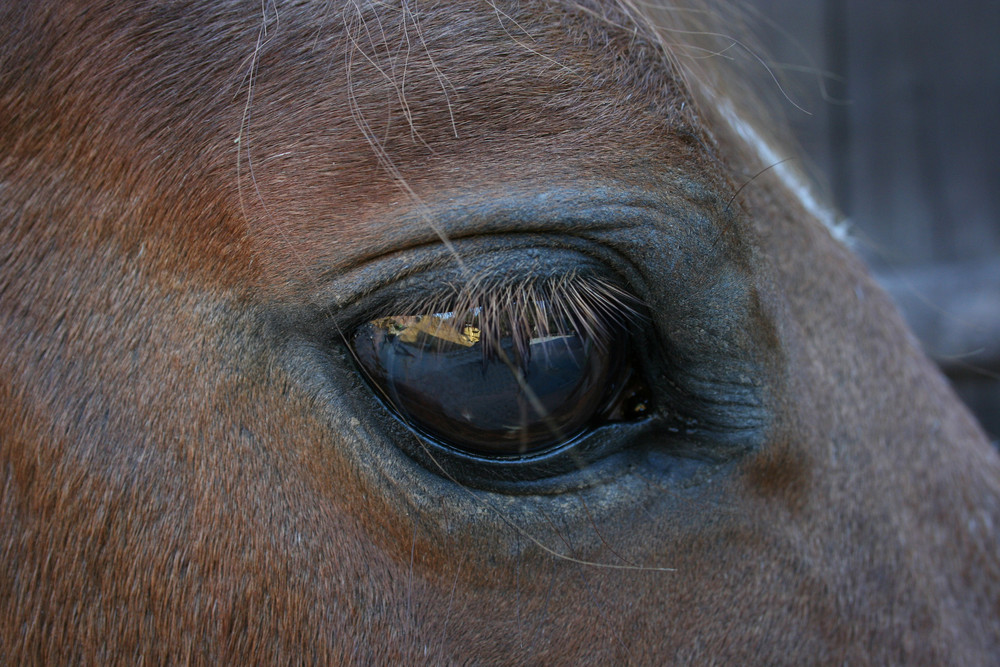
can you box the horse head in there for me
[1,1,997,662]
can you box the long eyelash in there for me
[388,273,645,366]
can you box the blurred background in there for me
[745,0,999,441]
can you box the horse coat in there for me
[1,0,998,663]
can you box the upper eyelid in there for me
[304,185,722,306]
[312,241,636,328]
[362,274,642,323]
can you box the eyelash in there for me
[378,273,641,359]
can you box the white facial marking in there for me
[716,99,852,245]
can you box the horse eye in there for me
[350,285,649,458]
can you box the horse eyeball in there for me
[350,280,649,457]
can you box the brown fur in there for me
[1,0,998,663]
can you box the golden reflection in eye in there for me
[351,275,650,457]
[369,315,480,347]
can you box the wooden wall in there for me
[745,0,1000,438]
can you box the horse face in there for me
[2,1,998,663]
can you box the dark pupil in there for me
[352,305,635,456]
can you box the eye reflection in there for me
[351,277,650,457]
